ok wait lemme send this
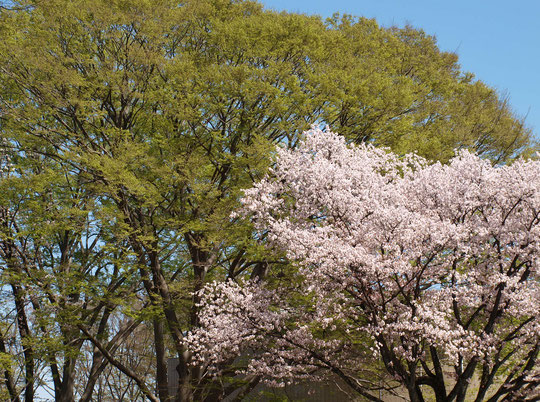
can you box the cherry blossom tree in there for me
[188,128,540,402]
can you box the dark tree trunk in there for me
[154,319,170,402]
[11,283,34,402]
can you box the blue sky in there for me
[260,0,539,140]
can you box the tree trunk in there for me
[0,332,20,402]
[11,283,34,402]
[154,319,170,401]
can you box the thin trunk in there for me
[119,195,190,400]
[0,332,20,402]
[29,297,61,395]
[149,245,198,401]
[11,283,34,402]
[148,249,192,401]
[2,238,35,402]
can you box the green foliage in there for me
[318,16,534,162]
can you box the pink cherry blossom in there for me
[189,127,540,401]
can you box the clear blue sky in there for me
[260,0,539,139]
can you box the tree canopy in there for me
[0,0,536,400]
[192,128,540,401]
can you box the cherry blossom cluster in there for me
[188,127,539,399]
[0,138,13,175]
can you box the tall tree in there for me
[0,131,142,401]
[191,128,540,402]
[0,0,536,400]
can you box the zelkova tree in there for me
[189,128,540,402]
[0,138,147,401]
